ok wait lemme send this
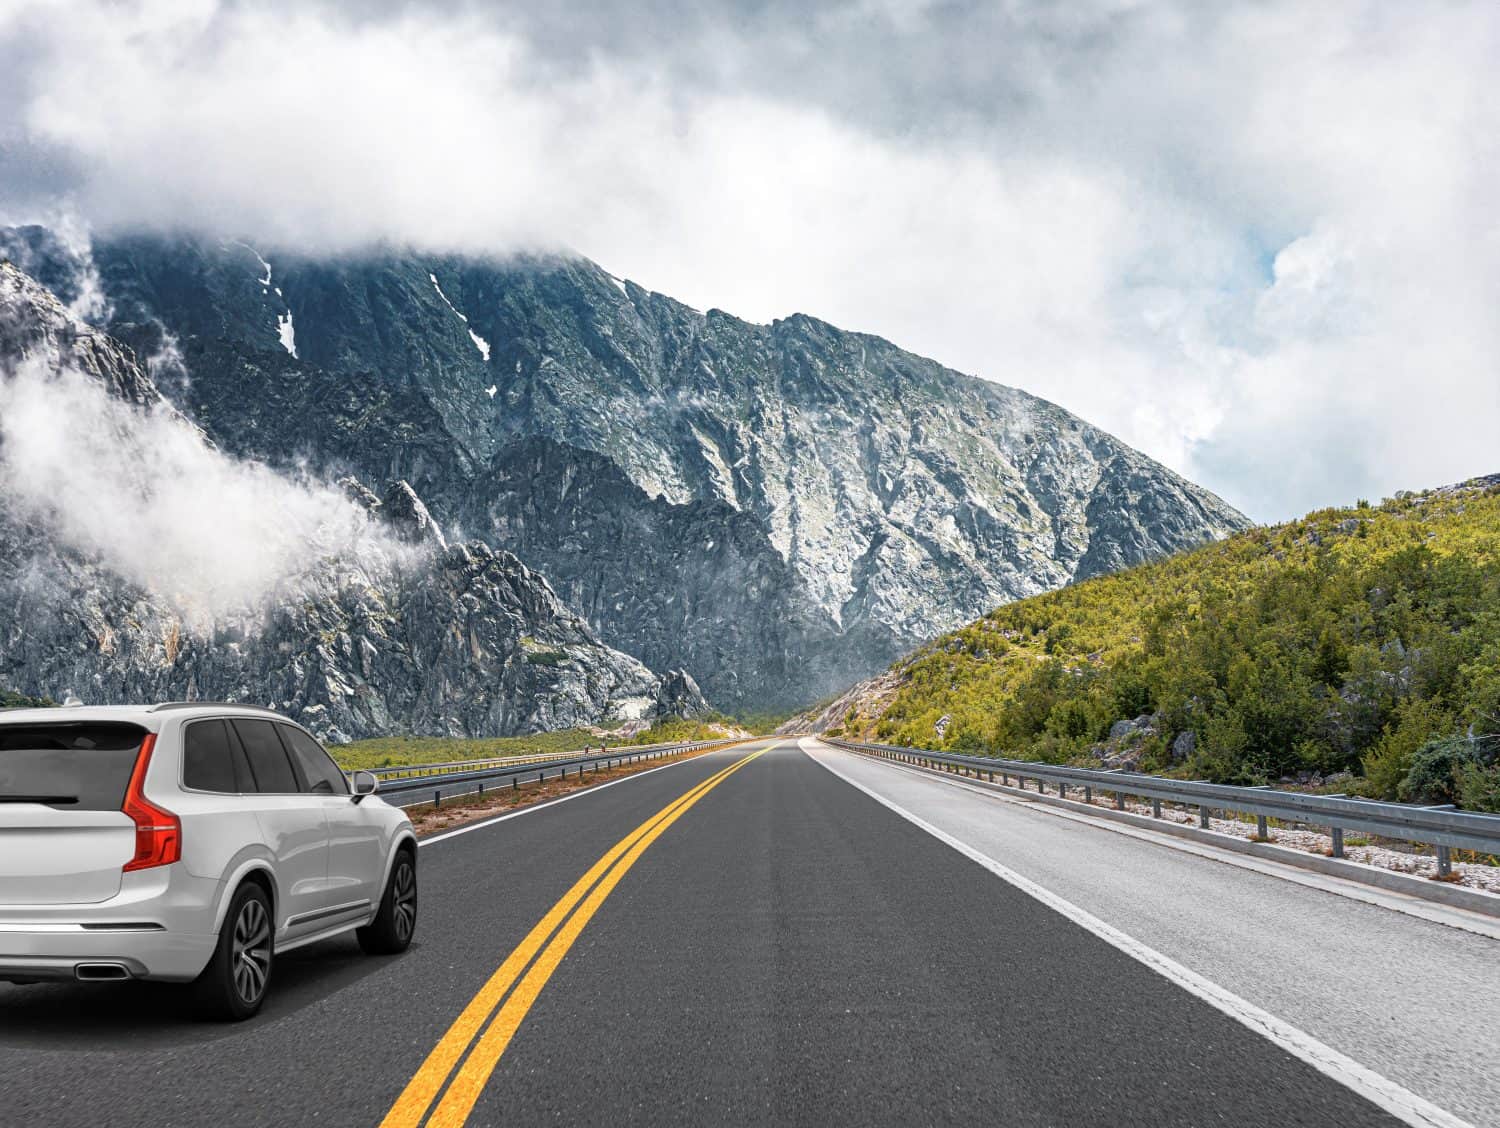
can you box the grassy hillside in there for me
[828,478,1500,811]
[331,717,752,771]
[331,728,609,771]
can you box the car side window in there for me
[279,725,348,796]
[182,719,246,793]
[231,719,300,794]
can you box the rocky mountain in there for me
[0,260,706,740]
[1,226,1249,711]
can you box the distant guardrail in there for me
[368,747,628,782]
[825,737,1500,877]
[370,739,739,809]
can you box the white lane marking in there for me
[834,744,1500,941]
[803,739,1472,1128]
[417,744,768,847]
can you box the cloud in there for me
[0,354,412,625]
[0,0,1496,520]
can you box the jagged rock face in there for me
[2,228,1250,710]
[0,260,707,739]
[462,437,881,711]
[654,668,709,721]
[382,479,449,551]
[0,517,687,741]
[0,260,172,415]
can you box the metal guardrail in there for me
[826,738,1500,877]
[372,739,739,809]
[368,747,623,782]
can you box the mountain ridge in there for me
[1,225,1250,711]
[0,259,707,740]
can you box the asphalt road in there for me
[0,739,1477,1127]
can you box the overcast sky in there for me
[1,0,1496,521]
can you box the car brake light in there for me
[121,733,181,872]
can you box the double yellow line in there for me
[380,745,769,1128]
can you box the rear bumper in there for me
[0,865,222,983]
[0,925,216,982]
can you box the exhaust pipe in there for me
[74,962,132,982]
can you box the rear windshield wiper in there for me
[0,795,79,804]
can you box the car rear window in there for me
[231,719,300,794]
[0,722,147,810]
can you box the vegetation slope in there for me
[826,478,1500,812]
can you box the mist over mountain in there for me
[0,227,1247,714]
[0,257,706,739]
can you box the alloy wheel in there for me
[392,860,417,943]
[232,897,272,1005]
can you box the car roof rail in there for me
[149,701,283,714]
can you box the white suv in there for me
[0,703,418,1019]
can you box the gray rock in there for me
[382,480,448,552]
[0,266,699,740]
[654,668,709,720]
[2,227,1250,712]
[338,477,384,516]
[1170,730,1197,762]
[1098,747,1141,772]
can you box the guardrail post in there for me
[1115,791,1125,810]
[1437,845,1453,878]
[1330,827,1344,858]
[1084,786,1092,804]
[1256,814,1269,840]
[1151,798,1161,818]
[434,790,441,809]
[1198,805,1209,829]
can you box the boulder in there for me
[1170,730,1197,763]
[654,668,709,720]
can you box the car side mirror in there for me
[350,770,379,803]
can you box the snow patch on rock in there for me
[277,310,297,358]
[429,271,489,359]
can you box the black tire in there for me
[358,848,417,955]
[194,881,274,1021]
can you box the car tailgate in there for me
[0,806,135,905]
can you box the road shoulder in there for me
[802,738,1500,1127]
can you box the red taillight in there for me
[121,733,181,872]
